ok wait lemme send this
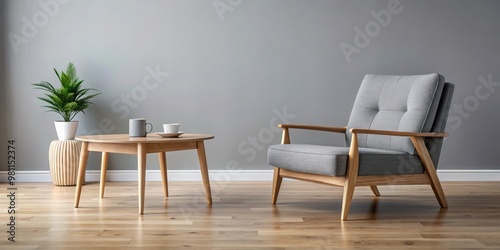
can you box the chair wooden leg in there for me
[411,137,448,208]
[272,127,289,205]
[341,175,358,221]
[341,133,360,221]
[427,173,448,208]
[370,185,380,196]
[272,167,283,205]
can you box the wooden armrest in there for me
[350,128,448,138]
[279,124,347,133]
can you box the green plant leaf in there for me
[32,62,101,122]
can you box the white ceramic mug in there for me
[163,123,180,133]
[129,118,153,137]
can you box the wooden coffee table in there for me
[73,133,214,214]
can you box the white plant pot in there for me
[54,121,79,140]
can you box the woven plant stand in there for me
[49,140,82,186]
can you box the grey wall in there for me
[2,0,500,173]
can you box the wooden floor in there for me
[1,181,500,249]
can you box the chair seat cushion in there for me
[268,144,424,176]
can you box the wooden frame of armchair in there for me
[271,123,448,221]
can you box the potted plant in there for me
[33,62,100,140]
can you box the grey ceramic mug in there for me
[129,118,153,137]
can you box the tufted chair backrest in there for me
[345,74,445,154]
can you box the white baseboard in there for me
[1,169,500,183]
[436,170,500,181]
[0,170,274,183]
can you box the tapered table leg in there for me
[158,152,168,197]
[197,141,212,205]
[74,142,89,208]
[138,143,147,214]
[100,152,109,198]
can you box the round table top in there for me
[76,133,214,144]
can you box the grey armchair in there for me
[268,73,454,220]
